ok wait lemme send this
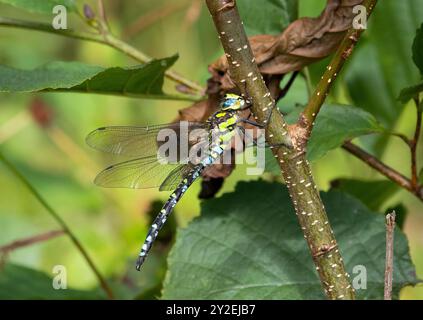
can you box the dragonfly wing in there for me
[159,164,195,191]
[94,156,187,189]
[86,123,207,158]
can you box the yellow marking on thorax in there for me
[218,115,237,131]
[219,130,235,142]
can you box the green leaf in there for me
[330,179,399,211]
[345,1,423,154]
[419,168,423,184]
[265,104,384,174]
[0,263,104,299]
[238,0,298,36]
[398,81,423,103]
[0,56,183,100]
[307,104,385,161]
[0,62,102,92]
[162,181,417,299]
[397,23,423,103]
[413,23,423,75]
[0,0,77,14]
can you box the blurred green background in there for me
[0,0,422,299]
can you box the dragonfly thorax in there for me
[201,109,240,166]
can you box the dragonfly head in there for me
[221,93,246,111]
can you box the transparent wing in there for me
[86,122,207,158]
[159,164,195,191]
[94,156,190,189]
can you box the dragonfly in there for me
[86,93,266,270]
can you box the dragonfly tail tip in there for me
[135,257,145,271]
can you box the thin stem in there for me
[0,17,204,96]
[342,141,423,201]
[0,17,105,42]
[411,98,422,189]
[123,1,188,38]
[0,230,65,254]
[389,132,412,148]
[0,110,31,144]
[300,0,378,138]
[277,71,299,101]
[206,0,354,300]
[97,0,110,33]
[301,67,313,99]
[384,211,396,300]
[0,152,115,300]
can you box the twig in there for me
[301,67,313,99]
[342,141,423,201]
[0,230,65,254]
[277,71,299,101]
[389,132,413,148]
[124,2,187,38]
[0,152,115,300]
[300,0,378,139]
[206,0,354,300]
[384,211,396,300]
[182,0,203,30]
[411,98,422,189]
[342,96,423,202]
[97,0,110,33]
[0,17,204,96]
[0,110,31,144]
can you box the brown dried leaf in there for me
[173,0,363,195]
[210,0,363,90]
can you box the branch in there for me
[0,17,204,96]
[123,1,187,38]
[96,0,110,33]
[206,0,354,299]
[384,211,396,300]
[277,71,299,101]
[342,96,422,201]
[342,141,423,201]
[300,0,378,138]
[411,98,422,189]
[0,230,65,254]
[0,152,115,300]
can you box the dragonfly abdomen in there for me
[135,164,204,270]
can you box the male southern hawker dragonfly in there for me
[87,94,265,270]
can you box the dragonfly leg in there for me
[239,118,291,149]
[239,125,263,148]
[263,71,300,125]
[240,71,300,127]
[240,118,265,129]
